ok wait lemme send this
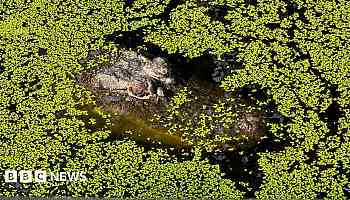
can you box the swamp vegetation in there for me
[0,0,349,199]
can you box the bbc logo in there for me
[4,170,87,183]
[4,170,46,183]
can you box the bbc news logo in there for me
[4,170,87,183]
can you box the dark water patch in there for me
[286,41,298,49]
[86,8,97,16]
[277,0,309,45]
[287,160,300,173]
[104,29,145,49]
[38,47,47,56]
[308,54,343,138]
[244,0,257,6]
[206,5,231,24]
[22,21,28,27]
[280,0,308,23]
[265,23,280,30]
[279,0,298,19]
[125,0,133,7]
[241,36,256,42]
[155,0,185,24]
[329,84,340,98]
[236,84,294,144]
[183,51,216,81]
[317,192,326,199]
[261,39,277,46]
[322,101,342,133]
[298,7,308,24]
[205,137,288,198]
[236,84,271,107]
[345,188,350,199]
[287,25,297,40]
[319,100,344,147]
[8,103,17,113]
[304,147,317,165]
[338,161,350,199]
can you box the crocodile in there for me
[76,48,266,150]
